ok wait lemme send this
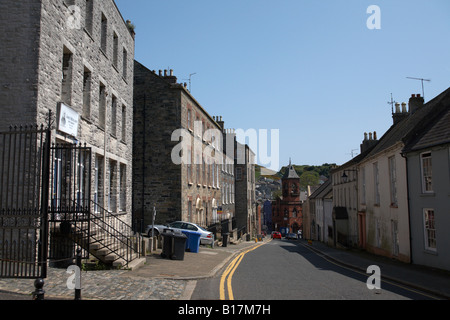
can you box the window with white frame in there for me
[421,152,433,193]
[119,164,126,212]
[423,209,437,252]
[361,167,366,205]
[375,219,381,248]
[389,156,397,206]
[373,162,380,205]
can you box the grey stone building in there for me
[234,142,257,238]
[402,87,450,271]
[0,0,135,223]
[133,61,229,230]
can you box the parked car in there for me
[145,221,214,245]
[286,233,298,240]
[272,231,282,239]
[145,224,169,237]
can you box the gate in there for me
[0,125,51,279]
[48,143,92,265]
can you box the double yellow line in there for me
[219,240,270,300]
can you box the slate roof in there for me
[402,89,450,153]
[282,161,300,179]
[309,178,331,199]
[366,87,450,159]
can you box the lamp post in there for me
[341,169,357,183]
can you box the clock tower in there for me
[272,160,303,234]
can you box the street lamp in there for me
[341,169,357,183]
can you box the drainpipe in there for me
[401,151,413,265]
[103,91,108,220]
[142,94,146,224]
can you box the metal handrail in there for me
[89,200,142,267]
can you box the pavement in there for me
[0,237,449,300]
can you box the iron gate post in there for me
[32,278,45,300]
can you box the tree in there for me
[299,171,319,190]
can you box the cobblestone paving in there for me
[0,267,187,300]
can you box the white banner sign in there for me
[58,103,79,137]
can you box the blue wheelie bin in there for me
[182,230,201,253]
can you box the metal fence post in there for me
[75,248,82,300]
[32,278,45,300]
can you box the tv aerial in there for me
[406,77,431,100]
[183,73,197,92]
[387,93,397,114]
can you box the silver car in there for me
[168,221,215,245]
[145,221,214,246]
[145,224,169,237]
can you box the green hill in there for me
[276,163,336,191]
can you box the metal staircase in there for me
[87,201,145,269]
[49,201,145,270]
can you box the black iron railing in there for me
[89,201,142,268]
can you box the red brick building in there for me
[272,161,303,234]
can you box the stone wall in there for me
[133,61,182,226]
[0,0,135,223]
[133,61,224,228]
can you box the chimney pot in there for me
[159,70,162,76]
[369,132,373,140]
[164,70,167,77]
[364,132,368,140]
[373,131,377,140]
[170,69,173,76]
[395,103,400,113]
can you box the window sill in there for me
[420,192,435,197]
[83,28,95,41]
[423,249,438,256]
[81,115,92,124]
[100,48,108,59]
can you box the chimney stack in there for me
[409,94,424,114]
[392,100,410,124]
[162,69,177,84]
[360,131,378,154]
[216,116,224,130]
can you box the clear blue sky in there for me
[115,0,450,170]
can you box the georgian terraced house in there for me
[133,61,236,233]
[325,88,450,271]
